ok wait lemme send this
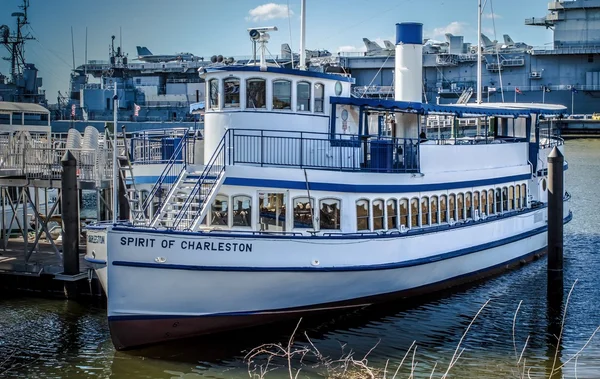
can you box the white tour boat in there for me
[85,20,571,350]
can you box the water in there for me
[1,140,600,378]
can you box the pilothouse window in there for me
[209,79,219,109]
[246,78,266,109]
[297,81,311,112]
[314,83,324,113]
[273,79,291,110]
[211,195,229,226]
[224,77,240,108]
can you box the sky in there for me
[0,0,555,103]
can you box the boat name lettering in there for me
[180,240,253,252]
[119,237,253,252]
[88,234,105,244]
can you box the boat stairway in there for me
[149,168,221,230]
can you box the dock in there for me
[0,238,104,298]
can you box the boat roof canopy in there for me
[0,101,50,115]
[330,97,568,117]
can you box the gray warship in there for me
[328,0,600,115]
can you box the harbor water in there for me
[1,139,599,378]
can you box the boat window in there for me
[356,199,370,231]
[431,196,439,224]
[457,193,464,220]
[440,195,447,223]
[293,197,314,229]
[273,79,292,110]
[373,199,384,230]
[297,81,311,112]
[246,78,266,109]
[473,191,480,216]
[211,194,229,226]
[410,197,419,227]
[481,190,487,216]
[521,184,527,208]
[508,186,514,211]
[387,199,398,229]
[421,197,430,226]
[502,187,509,211]
[449,194,456,221]
[223,77,240,108]
[259,192,286,231]
[496,188,502,213]
[466,192,472,219]
[315,83,324,113]
[399,198,409,227]
[232,195,252,227]
[320,198,341,230]
[488,189,495,214]
[209,79,219,109]
[515,185,521,209]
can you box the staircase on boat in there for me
[148,135,226,230]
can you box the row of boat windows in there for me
[209,78,325,112]
[356,184,528,231]
[209,193,340,231]
[206,184,526,232]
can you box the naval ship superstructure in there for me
[326,0,600,115]
[0,0,46,105]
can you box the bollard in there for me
[61,151,80,281]
[547,147,564,276]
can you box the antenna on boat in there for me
[299,0,306,70]
[476,0,483,104]
[248,26,278,71]
[112,82,118,223]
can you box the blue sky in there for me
[0,0,554,102]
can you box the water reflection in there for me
[1,140,600,378]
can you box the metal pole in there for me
[112,84,118,223]
[571,90,574,115]
[299,0,306,70]
[476,0,482,104]
[61,151,80,277]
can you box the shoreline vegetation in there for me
[244,281,600,379]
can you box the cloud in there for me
[336,45,366,53]
[483,12,502,19]
[430,22,467,39]
[246,3,293,22]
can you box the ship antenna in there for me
[476,0,483,104]
[299,0,306,70]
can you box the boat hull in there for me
[101,208,571,349]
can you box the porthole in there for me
[335,81,342,96]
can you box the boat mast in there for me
[112,83,118,223]
[476,0,483,104]
[299,0,306,70]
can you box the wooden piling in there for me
[547,147,564,277]
[61,151,80,298]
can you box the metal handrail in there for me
[172,132,226,230]
[137,133,189,222]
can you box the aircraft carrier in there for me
[326,0,600,115]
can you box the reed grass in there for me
[244,281,600,379]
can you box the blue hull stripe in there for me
[111,212,572,273]
[107,246,547,323]
[223,174,532,193]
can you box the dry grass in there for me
[244,281,600,379]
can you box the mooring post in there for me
[547,147,564,282]
[61,151,80,292]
